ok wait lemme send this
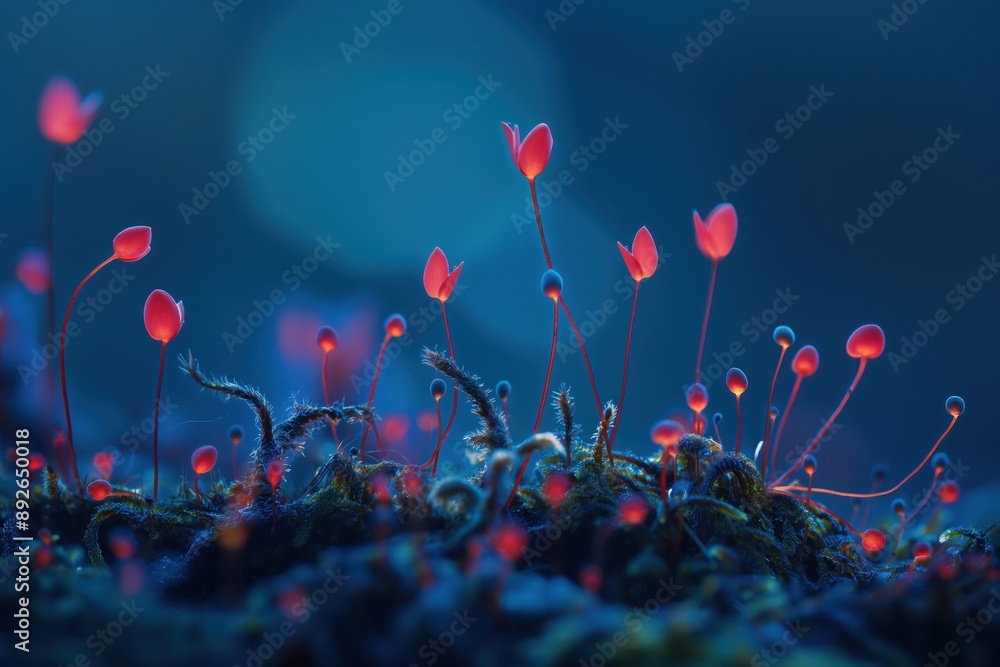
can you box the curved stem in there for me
[505,454,531,510]
[609,281,640,450]
[779,414,958,499]
[771,358,867,488]
[735,395,743,455]
[559,298,604,453]
[360,333,391,460]
[534,300,559,434]
[528,178,553,270]
[905,470,941,523]
[694,260,718,383]
[152,340,167,500]
[321,350,340,445]
[45,146,61,434]
[59,254,116,495]
[769,375,803,482]
[439,302,459,443]
[431,399,443,476]
[759,346,789,482]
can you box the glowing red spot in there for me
[579,564,603,594]
[316,325,338,353]
[861,528,886,552]
[267,459,285,490]
[502,122,553,180]
[423,247,464,302]
[938,480,960,504]
[492,522,527,561]
[617,226,658,282]
[385,313,407,338]
[382,414,409,442]
[912,541,933,560]
[38,76,102,144]
[87,479,112,501]
[618,496,649,525]
[946,395,965,417]
[692,203,738,261]
[93,451,113,479]
[686,383,709,413]
[417,410,437,431]
[650,420,684,447]
[28,453,45,472]
[144,289,184,343]
[15,248,51,294]
[543,472,572,506]
[278,587,309,621]
[35,547,53,568]
[846,324,885,359]
[726,368,748,395]
[109,528,137,559]
[38,528,52,545]
[402,472,422,496]
[112,225,152,262]
[791,345,820,377]
[191,445,218,475]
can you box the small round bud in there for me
[686,383,708,412]
[229,425,244,443]
[891,498,906,515]
[946,395,965,417]
[803,455,817,476]
[726,368,747,395]
[847,324,885,359]
[861,528,886,552]
[712,412,723,425]
[496,380,511,401]
[871,464,889,485]
[938,480,960,504]
[791,345,819,377]
[316,326,338,352]
[773,325,795,348]
[541,269,563,300]
[650,420,684,447]
[912,541,933,560]
[931,452,950,474]
[385,314,407,338]
[430,378,447,400]
[87,479,113,501]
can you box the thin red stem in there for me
[769,375,803,482]
[772,358,867,488]
[777,414,958,499]
[59,254,116,495]
[360,334,391,460]
[805,472,813,510]
[609,281,640,450]
[528,178,553,270]
[439,303,459,443]
[505,454,532,510]
[660,453,669,502]
[759,346,789,482]
[559,298,605,455]
[534,300,559,434]
[905,470,941,523]
[45,147,61,431]
[694,260,718,383]
[735,395,743,455]
[194,472,201,506]
[321,350,340,445]
[152,340,166,500]
[713,420,722,446]
[888,514,907,564]
[431,399,443,476]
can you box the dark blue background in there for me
[1,0,997,520]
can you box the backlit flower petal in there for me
[517,123,552,179]
[502,122,520,163]
[632,226,658,279]
[113,226,152,262]
[144,289,183,342]
[423,247,449,299]
[439,262,463,301]
[618,242,643,282]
